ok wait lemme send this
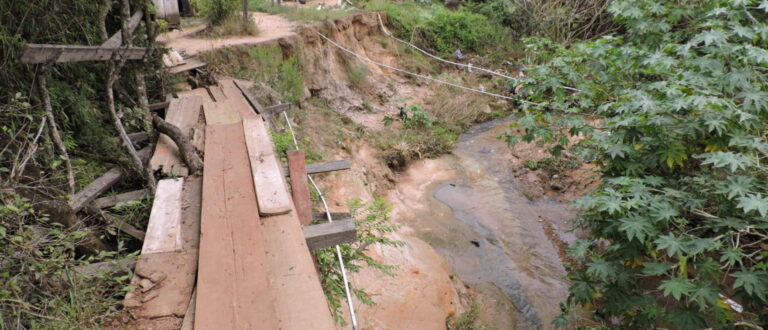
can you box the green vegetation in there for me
[1,1,162,327]
[249,0,353,22]
[199,0,240,25]
[317,198,403,325]
[446,303,488,330]
[513,0,768,328]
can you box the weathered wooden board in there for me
[283,160,351,177]
[303,219,357,250]
[102,10,144,48]
[207,85,226,103]
[124,250,198,319]
[196,123,277,329]
[264,103,291,114]
[260,204,336,329]
[92,189,148,209]
[70,167,123,212]
[148,101,170,111]
[233,79,265,114]
[150,95,203,176]
[242,117,292,216]
[181,288,196,330]
[18,44,147,64]
[288,150,313,226]
[202,98,239,125]
[219,79,259,120]
[154,0,181,25]
[142,178,184,254]
[169,58,206,74]
[312,212,352,221]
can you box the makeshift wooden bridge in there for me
[121,79,355,329]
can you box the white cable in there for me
[315,30,527,103]
[376,14,516,80]
[376,13,581,93]
[281,111,359,330]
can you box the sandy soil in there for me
[158,12,297,56]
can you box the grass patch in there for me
[344,60,369,90]
[203,14,259,37]
[447,303,488,330]
[201,45,304,103]
[249,0,354,22]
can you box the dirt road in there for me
[158,12,296,55]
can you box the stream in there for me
[392,118,576,329]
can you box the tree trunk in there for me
[36,66,75,197]
[152,114,203,174]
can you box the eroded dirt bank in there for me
[195,11,585,329]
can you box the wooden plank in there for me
[97,210,147,241]
[92,189,148,209]
[242,117,292,216]
[219,79,259,120]
[303,219,357,250]
[287,150,313,226]
[150,95,203,176]
[148,101,170,111]
[196,123,277,329]
[181,288,196,330]
[208,85,226,103]
[124,251,198,318]
[264,103,291,114]
[260,204,336,329]
[142,178,184,254]
[202,98,239,125]
[283,159,351,177]
[18,44,147,64]
[312,212,352,221]
[102,10,144,48]
[233,79,265,114]
[71,167,123,212]
[169,58,206,74]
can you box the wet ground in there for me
[389,118,576,329]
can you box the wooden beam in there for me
[243,117,292,216]
[91,189,149,209]
[312,212,352,221]
[18,44,148,64]
[148,101,170,111]
[102,10,144,48]
[303,219,357,251]
[283,160,351,177]
[142,178,184,254]
[71,167,123,213]
[233,80,265,114]
[169,58,206,74]
[264,103,290,114]
[287,150,313,226]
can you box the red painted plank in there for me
[287,150,313,226]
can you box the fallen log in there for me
[85,205,146,241]
[152,114,203,175]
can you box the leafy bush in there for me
[516,0,768,328]
[317,198,403,325]
[200,0,239,25]
[425,8,493,54]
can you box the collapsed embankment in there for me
[200,11,582,328]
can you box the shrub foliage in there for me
[515,0,768,328]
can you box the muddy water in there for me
[392,118,575,329]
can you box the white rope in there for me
[376,13,581,93]
[315,30,524,102]
[376,14,516,80]
[281,111,359,330]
